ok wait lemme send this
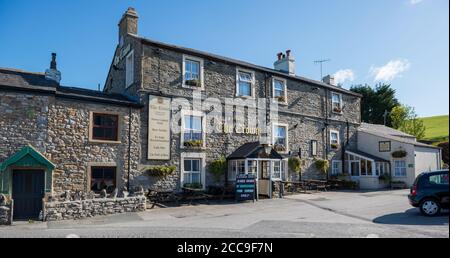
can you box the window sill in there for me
[89,139,122,144]
[180,145,207,151]
[182,83,205,91]
[235,95,256,100]
[332,111,343,115]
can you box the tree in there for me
[350,84,400,127]
[390,105,426,140]
[390,105,410,130]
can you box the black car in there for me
[408,170,449,216]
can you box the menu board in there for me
[235,174,256,202]
[148,95,171,160]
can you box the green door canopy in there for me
[0,145,55,172]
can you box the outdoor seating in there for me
[181,187,214,205]
[146,189,180,209]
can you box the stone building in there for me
[0,7,370,221]
[103,8,362,196]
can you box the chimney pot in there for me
[277,52,283,60]
[274,50,296,76]
[286,50,291,57]
[45,53,61,84]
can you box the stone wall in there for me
[43,195,146,221]
[0,195,12,225]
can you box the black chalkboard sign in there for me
[235,174,256,202]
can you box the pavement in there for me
[0,189,448,238]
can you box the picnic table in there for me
[146,189,180,208]
[303,180,330,192]
[181,187,214,205]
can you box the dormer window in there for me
[332,92,343,113]
[182,55,204,89]
[236,69,255,98]
[273,77,287,104]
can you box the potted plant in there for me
[209,157,227,185]
[184,140,204,148]
[392,150,407,158]
[145,165,177,179]
[185,79,200,87]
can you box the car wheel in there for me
[420,198,441,217]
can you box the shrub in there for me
[378,174,391,183]
[145,166,177,179]
[210,157,227,183]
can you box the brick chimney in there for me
[274,50,296,76]
[118,7,139,44]
[45,53,61,84]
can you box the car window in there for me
[427,173,449,186]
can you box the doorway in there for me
[12,170,45,220]
[258,161,271,197]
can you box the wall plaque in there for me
[148,95,171,160]
[379,141,391,152]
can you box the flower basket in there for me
[315,159,329,174]
[184,140,203,148]
[333,107,342,113]
[185,79,200,87]
[145,166,177,179]
[391,150,407,158]
[274,144,286,152]
[183,183,203,189]
[276,96,286,103]
[330,143,340,150]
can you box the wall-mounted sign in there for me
[223,125,261,135]
[235,174,256,202]
[148,95,171,160]
[379,141,391,152]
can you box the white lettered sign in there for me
[148,95,171,160]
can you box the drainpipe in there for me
[127,107,132,191]
[342,120,349,173]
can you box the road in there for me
[0,189,448,238]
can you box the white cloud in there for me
[370,59,411,82]
[410,0,423,5]
[333,69,355,85]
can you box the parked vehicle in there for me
[408,170,449,216]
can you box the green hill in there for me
[420,115,449,143]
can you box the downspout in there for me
[127,106,132,191]
[342,120,349,173]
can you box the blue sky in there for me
[0,0,448,117]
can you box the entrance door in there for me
[258,161,271,197]
[12,170,45,220]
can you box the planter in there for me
[145,166,177,179]
[185,79,201,87]
[330,143,340,150]
[276,96,286,103]
[333,107,342,113]
[274,145,286,152]
[184,140,204,148]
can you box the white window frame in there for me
[180,152,206,190]
[311,140,318,156]
[331,160,342,175]
[236,68,255,98]
[330,130,340,149]
[272,77,288,104]
[182,55,204,90]
[180,110,206,149]
[272,123,289,153]
[331,92,343,114]
[394,159,407,177]
[125,50,134,88]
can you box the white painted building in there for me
[332,123,442,190]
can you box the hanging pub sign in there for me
[235,174,257,202]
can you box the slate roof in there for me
[359,123,440,149]
[227,142,284,160]
[345,149,390,163]
[0,68,141,107]
[130,34,363,98]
